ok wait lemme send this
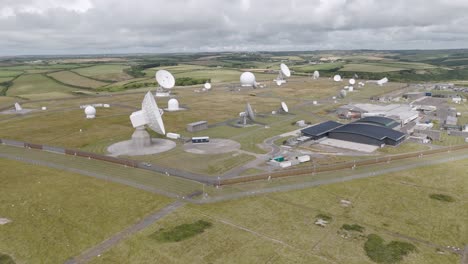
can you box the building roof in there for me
[301,121,343,137]
[355,116,400,128]
[330,123,406,142]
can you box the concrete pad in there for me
[320,138,379,153]
[107,138,176,156]
[184,139,240,154]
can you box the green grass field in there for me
[90,159,467,264]
[0,158,173,264]
[291,62,345,73]
[6,74,77,98]
[72,64,131,81]
[48,71,108,88]
[0,70,23,78]
[340,63,406,73]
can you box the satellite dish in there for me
[245,103,255,121]
[240,72,257,87]
[280,63,291,77]
[281,102,289,113]
[130,91,165,135]
[377,77,389,86]
[313,71,320,80]
[156,70,175,89]
[349,79,356,85]
[333,75,342,82]
[14,102,22,112]
[204,82,212,90]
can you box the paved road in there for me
[64,201,185,264]
[191,152,468,204]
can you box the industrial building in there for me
[337,103,419,125]
[301,118,406,147]
[186,121,208,132]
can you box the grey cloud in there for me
[1,0,468,55]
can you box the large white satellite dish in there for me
[246,102,255,121]
[204,82,212,90]
[130,91,165,135]
[349,79,356,85]
[333,75,342,82]
[281,102,289,113]
[156,70,175,89]
[280,63,291,77]
[275,63,291,86]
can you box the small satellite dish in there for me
[377,77,389,86]
[280,63,291,77]
[281,102,289,113]
[156,70,175,89]
[333,75,342,82]
[313,71,320,80]
[14,102,22,112]
[240,72,257,87]
[204,82,212,90]
[349,79,356,85]
[41,106,47,111]
[130,92,165,135]
[276,80,283,86]
[245,103,255,121]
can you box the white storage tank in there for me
[167,98,180,111]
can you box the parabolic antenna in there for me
[204,82,212,90]
[156,70,175,89]
[349,78,356,85]
[130,91,165,135]
[333,75,342,82]
[240,72,257,87]
[281,102,289,113]
[14,102,22,112]
[280,63,291,77]
[245,102,256,121]
[377,77,389,86]
[313,71,320,80]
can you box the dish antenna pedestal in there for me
[155,70,175,97]
[237,103,256,127]
[107,91,176,156]
[274,63,291,86]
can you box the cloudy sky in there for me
[1,0,468,55]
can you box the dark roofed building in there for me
[301,121,343,140]
[355,116,400,129]
[329,123,406,146]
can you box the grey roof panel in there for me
[301,121,343,137]
[331,123,406,141]
[355,116,399,128]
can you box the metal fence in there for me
[2,138,468,186]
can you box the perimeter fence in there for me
[1,138,468,186]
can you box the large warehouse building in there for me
[301,117,406,147]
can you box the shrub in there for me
[429,194,455,202]
[0,254,15,264]
[342,224,365,233]
[364,234,417,263]
[150,220,212,242]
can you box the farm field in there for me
[291,62,345,73]
[72,64,131,81]
[90,159,467,264]
[48,71,108,88]
[0,70,23,77]
[0,158,173,264]
[340,63,406,73]
[5,73,79,98]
